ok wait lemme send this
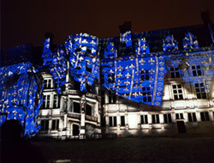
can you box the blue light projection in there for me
[136,37,150,55]
[102,37,166,106]
[183,32,199,50]
[120,31,132,47]
[167,50,214,93]
[163,35,178,52]
[42,33,99,92]
[0,62,43,137]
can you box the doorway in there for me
[176,121,186,133]
[73,124,79,136]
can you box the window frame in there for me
[152,114,160,124]
[172,84,183,100]
[142,87,152,102]
[170,67,180,78]
[200,112,210,121]
[188,112,197,122]
[109,116,117,127]
[44,79,51,89]
[41,120,49,131]
[192,65,202,77]
[43,95,50,108]
[51,119,59,130]
[141,115,148,124]
[164,114,172,123]
[194,83,206,99]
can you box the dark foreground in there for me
[2,136,214,163]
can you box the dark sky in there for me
[1,0,214,49]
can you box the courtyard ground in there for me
[27,136,214,163]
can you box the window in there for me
[52,120,59,130]
[141,115,148,124]
[164,114,172,123]
[195,83,206,99]
[109,91,116,104]
[170,67,180,78]
[86,104,92,116]
[73,102,80,113]
[121,116,125,126]
[53,95,58,108]
[142,87,151,102]
[43,95,50,108]
[176,113,184,119]
[172,85,183,100]
[188,113,197,122]
[152,114,160,124]
[86,61,92,72]
[109,116,117,127]
[41,120,49,131]
[44,79,51,89]
[141,70,149,80]
[192,65,202,77]
[200,112,210,121]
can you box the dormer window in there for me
[44,79,51,89]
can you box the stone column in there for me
[80,95,86,138]
[48,119,52,134]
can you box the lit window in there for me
[195,83,206,99]
[188,113,197,122]
[53,95,58,108]
[172,85,183,100]
[192,65,202,77]
[44,79,51,89]
[200,112,210,121]
[176,113,184,119]
[109,116,117,127]
[141,70,149,80]
[152,114,160,124]
[52,119,59,130]
[41,120,49,131]
[142,87,151,102]
[43,95,50,108]
[121,116,125,126]
[141,115,148,124]
[170,67,180,78]
[164,114,172,123]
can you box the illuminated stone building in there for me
[1,23,214,139]
[101,23,214,137]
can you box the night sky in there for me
[1,0,214,49]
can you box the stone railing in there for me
[85,115,98,122]
[67,112,81,119]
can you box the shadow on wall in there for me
[1,120,45,163]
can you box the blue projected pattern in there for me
[120,31,132,47]
[42,33,99,92]
[102,52,166,106]
[183,32,199,50]
[168,50,214,93]
[0,62,43,137]
[136,38,150,55]
[163,35,178,52]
